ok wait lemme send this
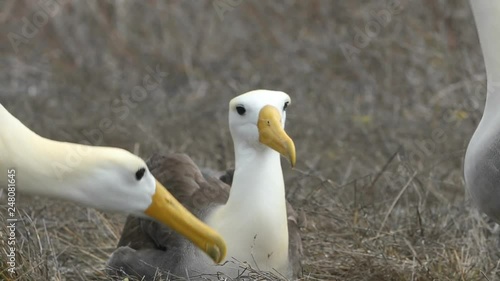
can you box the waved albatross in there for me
[107,90,303,279]
[0,103,225,263]
[464,0,500,222]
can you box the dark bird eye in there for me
[283,101,289,111]
[236,105,246,116]
[135,168,146,181]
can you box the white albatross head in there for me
[228,89,296,166]
[0,103,226,264]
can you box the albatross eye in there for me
[236,105,246,116]
[135,168,146,181]
[283,101,289,111]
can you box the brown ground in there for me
[0,0,498,280]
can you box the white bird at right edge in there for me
[465,0,500,222]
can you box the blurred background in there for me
[0,0,497,280]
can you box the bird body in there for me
[206,147,290,274]
[465,0,500,221]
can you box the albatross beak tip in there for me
[206,234,227,263]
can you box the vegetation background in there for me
[0,0,498,280]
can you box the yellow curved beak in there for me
[144,180,226,264]
[257,105,296,167]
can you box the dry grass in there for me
[0,0,499,280]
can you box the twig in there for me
[377,171,417,236]
[367,146,401,191]
[481,271,491,281]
